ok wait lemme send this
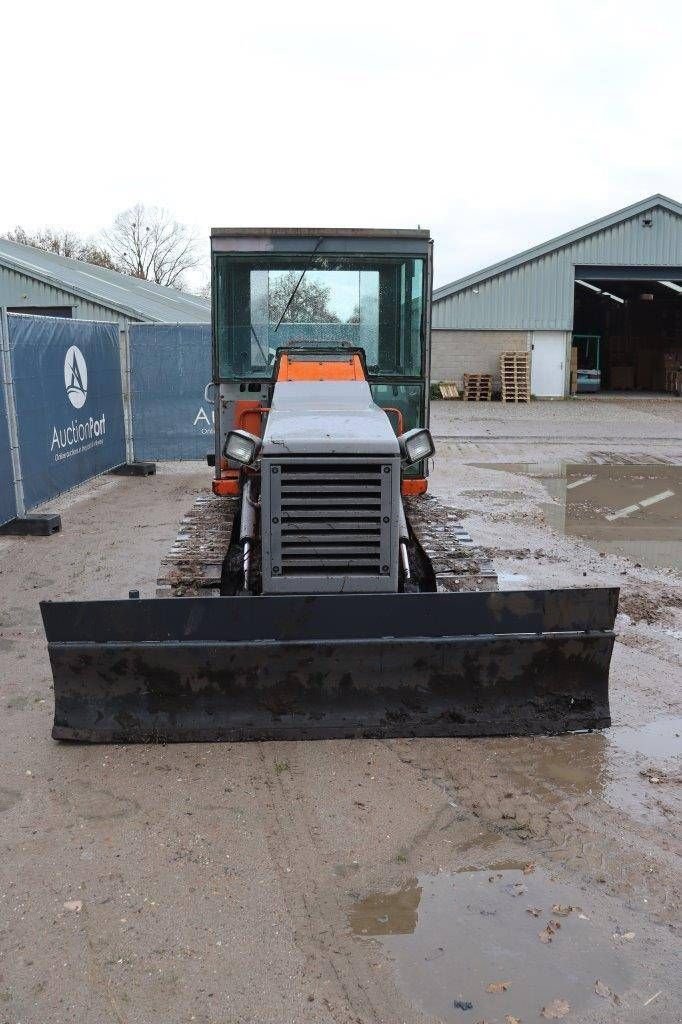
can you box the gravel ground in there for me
[0,398,680,1024]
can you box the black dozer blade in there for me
[41,588,618,743]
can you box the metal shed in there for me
[432,195,682,397]
[0,238,210,325]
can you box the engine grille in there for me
[264,458,397,593]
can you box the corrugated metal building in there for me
[432,195,682,396]
[0,238,210,324]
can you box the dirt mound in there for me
[619,590,681,625]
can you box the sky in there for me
[1,0,681,291]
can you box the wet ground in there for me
[0,398,680,1023]
[472,461,681,571]
[349,864,660,1022]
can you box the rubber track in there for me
[156,493,239,596]
[158,491,497,596]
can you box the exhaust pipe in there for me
[240,478,258,592]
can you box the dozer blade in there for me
[41,588,617,743]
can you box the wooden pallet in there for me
[500,352,530,403]
[570,346,578,395]
[438,381,460,399]
[462,373,492,401]
[664,353,682,395]
[665,367,682,396]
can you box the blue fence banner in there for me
[8,315,126,509]
[130,323,211,460]
[0,383,17,525]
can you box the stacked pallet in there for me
[462,373,492,401]
[500,351,530,403]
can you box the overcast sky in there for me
[2,0,681,290]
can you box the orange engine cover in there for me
[276,352,367,382]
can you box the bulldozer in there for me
[40,228,618,742]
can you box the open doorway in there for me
[572,274,682,393]
[7,305,73,318]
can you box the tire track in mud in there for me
[79,904,129,1024]
[381,738,681,927]
[252,742,425,1024]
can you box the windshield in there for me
[214,255,425,379]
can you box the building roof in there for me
[0,237,210,322]
[434,194,682,301]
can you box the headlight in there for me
[223,429,262,466]
[398,427,435,466]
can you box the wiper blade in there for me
[273,237,324,333]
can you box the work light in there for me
[224,429,262,466]
[398,427,435,466]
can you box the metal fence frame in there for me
[0,306,25,520]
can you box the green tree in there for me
[268,270,340,323]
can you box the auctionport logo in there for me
[51,344,106,460]
[64,345,88,409]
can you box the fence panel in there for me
[130,323,211,460]
[8,315,126,509]
[0,381,17,525]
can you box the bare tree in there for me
[5,226,117,270]
[192,276,211,300]
[4,206,202,287]
[103,204,200,289]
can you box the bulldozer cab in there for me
[210,228,433,480]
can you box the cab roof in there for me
[210,227,430,239]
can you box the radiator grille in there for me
[274,462,388,576]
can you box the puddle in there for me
[333,861,361,879]
[531,741,606,793]
[472,462,682,570]
[349,866,636,1021]
[349,883,422,935]
[496,570,529,587]
[607,715,682,763]
[486,727,680,827]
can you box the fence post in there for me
[0,306,26,518]
[109,319,155,477]
[118,320,134,463]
